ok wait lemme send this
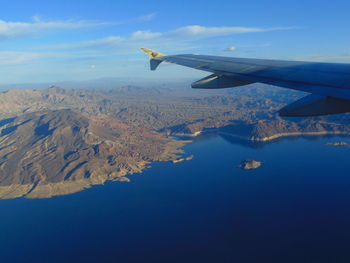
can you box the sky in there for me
[1,0,350,85]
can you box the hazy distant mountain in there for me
[0,77,196,91]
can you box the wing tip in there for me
[140,48,165,59]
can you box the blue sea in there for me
[1,134,350,263]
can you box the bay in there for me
[1,134,350,263]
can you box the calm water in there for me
[1,134,350,263]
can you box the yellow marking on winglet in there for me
[140,48,165,59]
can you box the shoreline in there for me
[219,131,350,142]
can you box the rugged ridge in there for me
[0,109,187,199]
[0,85,350,198]
[219,118,350,141]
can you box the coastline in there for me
[0,137,193,200]
[219,130,350,142]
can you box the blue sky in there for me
[0,0,350,84]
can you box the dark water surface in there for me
[1,134,350,263]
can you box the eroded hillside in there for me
[0,84,349,198]
[0,109,186,199]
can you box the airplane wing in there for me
[141,48,350,117]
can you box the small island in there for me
[238,159,262,170]
[326,142,350,147]
[172,155,194,164]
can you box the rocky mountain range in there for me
[0,108,186,199]
[0,84,349,198]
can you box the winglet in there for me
[140,48,165,59]
[140,48,165,70]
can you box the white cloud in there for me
[225,46,237,51]
[0,13,161,41]
[0,51,42,65]
[0,17,109,40]
[43,36,124,50]
[131,30,162,40]
[169,25,261,38]
[39,25,294,52]
[136,13,157,22]
[166,25,295,40]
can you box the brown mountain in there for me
[219,118,350,141]
[0,85,350,198]
[0,109,186,199]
